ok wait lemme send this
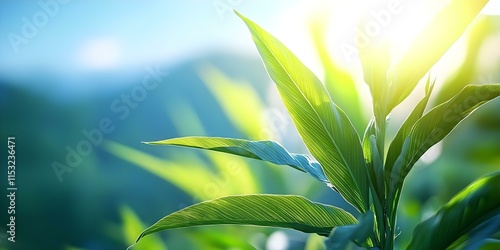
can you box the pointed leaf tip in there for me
[235,10,369,212]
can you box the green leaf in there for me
[305,233,327,250]
[105,141,261,198]
[433,17,495,106]
[368,135,384,203]
[133,195,357,245]
[362,118,384,201]
[236,11,369,212]
[388,0,490,111]
[478,239,500,250]
[197,64,266,140]
[362,118,377,167]
[310,14,366,134]
[326,211,375,249]
[389,84,500,186]
[147,136,329,184]
[460,215,500,249]
[385,76,435,180]
[358,35,391,123]
[407,172,500,249]
[121,206,167,250]
[361,119,384,243]
[104,141,222,200]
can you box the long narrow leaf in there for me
[385,77,435,179]
[407,172,500,249]
[147,136,329,184]
[133,195,357,244]
[390,84,500,186]
[362,118,384,199]
[236,11,369,212]
[121,206,167,250]
[104,141,222,199]
[198,64,266,139]
[361,119,385,239]
[388,0,489,111]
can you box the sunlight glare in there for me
[77,37,123,70]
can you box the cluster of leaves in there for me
[130,1,499,249]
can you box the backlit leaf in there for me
[147,136,329,184]
[407,172,500,249]
[133,195,357,245]
[236,11,369,212]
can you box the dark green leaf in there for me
[236,11,369,211]
[146,137,329,184]
[326,211,375,249]
[407,172,500,249]
[461,215,500,250]
[133,195,357,245]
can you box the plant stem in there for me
[375,113,394,250]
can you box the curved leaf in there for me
[362,118,384,202]
[326,211,375,249]
[121,206,167,250]
[460,215,500,250]
[407,172,500,249]
[385,76,435,179]
[433,16,494,106]
[388,0,489,111]
[236,11,369,212]
[476,239,500,250]
[197,64,266,139]
[146,136,329,184]
[390,84,500,186]
[105,141,223,199]
[361,118,385,241]
[133,195,357,245]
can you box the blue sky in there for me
[0,0,498,82]
[0,1,303,78]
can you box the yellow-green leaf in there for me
[236,11,369,212]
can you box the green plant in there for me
[130,1,500,249]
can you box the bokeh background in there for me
[0,1,499,249]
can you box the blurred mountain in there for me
[0,52,271,250]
